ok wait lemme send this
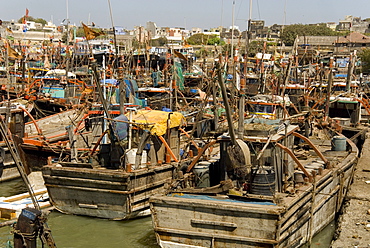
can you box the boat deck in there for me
[149,134,358,248]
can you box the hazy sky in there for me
[1,0,370,30]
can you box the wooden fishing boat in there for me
[18,106,88,171]
[42,109,187,219]
[149,116,359,247]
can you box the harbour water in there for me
[0,179,158,248]
[0,179,334,248]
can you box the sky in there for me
[1,0,370,30]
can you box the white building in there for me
[43,21,57,32]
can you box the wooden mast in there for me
[237,0,252,138]
[108,0,119,63]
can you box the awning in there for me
[126,110,185,136]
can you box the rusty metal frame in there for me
[275,142,313,182]
[292,132,330,168]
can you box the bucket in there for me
[194,161,210,188]
[331,136,347,151]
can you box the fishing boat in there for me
[42,109,187,219]
[20,106,89,171]
[149,48,359,246]
[149,114,358,247]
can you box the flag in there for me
[25,8,29,17]
[7,45,22,59]
[82,22,104,40]
[174,50,188,61]
[183,39,190,48]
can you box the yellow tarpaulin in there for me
[126,110,185,136]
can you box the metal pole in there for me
[325,57,334,120]
[108,0,119,59]
[65,0,70,84]
[231,1,235,62]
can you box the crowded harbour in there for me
[1,1,370,247]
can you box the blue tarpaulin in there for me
[100,79,119,85]
[113,114,128,140]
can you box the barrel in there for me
[331,136,347,151]
[194,161,210,188]
[250,168,275,196]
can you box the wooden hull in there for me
[150,140,358,248]
[0,142,22,182]
[42,164,174,219]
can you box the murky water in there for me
[0,179,334,248]
[302,221,336,248]
[0,179,158,248]
[0,212,158,248]
[46,213,158,248]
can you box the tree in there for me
[76,27,86,37]
[187,33,206,45]
[187,33,224,46]
[18,16,47,25]
[151,37,168,46]
[280,23,340,46]
[34,18,47,25]
[195,48,210,58]
[132,38,140,50]
[358,48,370,74]
[208,36,225,46]
[235,40,266,57]
[248,40,265,57]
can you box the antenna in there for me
[108,0,118,58]
[66,0,69,20]
[231,0,235,62]
[221,0,224,28]
[280,0,287,54]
